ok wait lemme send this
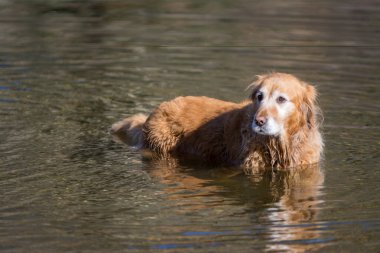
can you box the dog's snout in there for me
[255,116,267,127]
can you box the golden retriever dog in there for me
[112,73,323,170]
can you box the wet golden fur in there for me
[112,73,323,170]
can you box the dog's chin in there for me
[252,126,281,137]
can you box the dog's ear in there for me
[302,82,318,129]
[246,75,264,100]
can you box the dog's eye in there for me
[277,96,287,104]
[256,92,263,101]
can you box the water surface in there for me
[1,1,380,252]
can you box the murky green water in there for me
[1,1,379,252]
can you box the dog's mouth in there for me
[252,123,281,137]
[253,127,273,136]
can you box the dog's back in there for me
[112,96,246,162]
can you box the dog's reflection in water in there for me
[259,166,325,252]
[140,155,324,252]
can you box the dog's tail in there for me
[111,113,148,148]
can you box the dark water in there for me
[1,1,380,252]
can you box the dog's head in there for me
[249,73,318,137]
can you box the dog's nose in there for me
[255,116,267,127]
